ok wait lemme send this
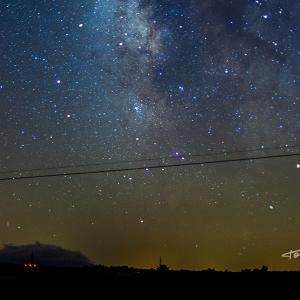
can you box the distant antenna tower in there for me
[24,252,37,268]
[30,252,34,265]
[157,256,168,271]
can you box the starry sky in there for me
[1,0,300,271]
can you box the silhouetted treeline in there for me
[0,262,299,282]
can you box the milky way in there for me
[0,0,300,270]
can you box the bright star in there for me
[178,85,185,92]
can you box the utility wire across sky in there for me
[0,151,299,182]
[0,143,299,177]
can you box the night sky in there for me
[1,0,300,271]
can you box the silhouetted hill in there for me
[0,242,92,267]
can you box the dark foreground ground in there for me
[0,264,298,281]
[0,265,298,296]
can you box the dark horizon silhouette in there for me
[0,242,91,267]
[0,242,297,274]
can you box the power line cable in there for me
[1,143,299,176]
[0,151,299,182]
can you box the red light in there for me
[24,263,38,268]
